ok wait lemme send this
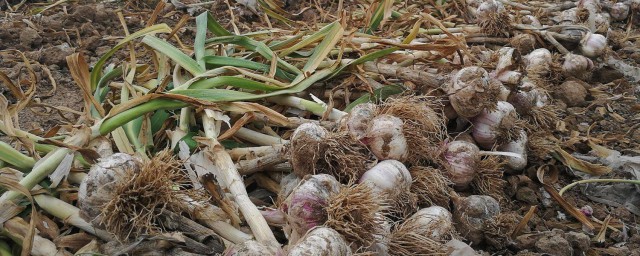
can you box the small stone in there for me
[535,233,573,256]
[71,5,96,21]
[40,44,75,66]
[19,27,42,48]
[515,187,538,204]
[565,231,590,252]
[515,234,538,250]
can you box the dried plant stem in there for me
[559,179,640,196]
[362,62,445,89]
[1,217,58,256]
[237,150,289,175]
[201,114,279,248]
[227,144,286,159]
[234,128,287,146]
[33,194,114,241]
[267,95,347,121]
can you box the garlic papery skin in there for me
[78,153,141,224]
[524,48,552,76]
[452,194,501,245]
[521,15,542,28]
[444,140,480,190]
[281,174,340,244]
[402,206,454,241]
[471,101,519,149]
[359,160,412,197]
[562,53,594,78]
[580,32,607,58]
[610,3,630,21]
[343,103,377,140]
[287,227,351,255]
[447,66,500,118]
[498,129,528,171]
[362,114,408,161]
[289,123,329,178]
[223,240,284,256]
[493,47,521,85]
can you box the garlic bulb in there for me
[287,227,352,255]
[444,141,480,190]
[452,194,501,245]
[223,240,283,256]
[521,15,542,28]
[281,174,340,243]
[562,53,594,78]
[610,3,630,21]
[471,101,519,149]
[359,160,412,198]
[498,129,528,171]
[343,103,377,140]
[289,123,329,178]
[580,32,607,57]
[362,114,408,161]
[510,33,536,54]
[524,48,552,77]
[401,206,454,241]
[78,153,141,225]
[493,47,521,85]
[497,84,511,102]
[556,80,588,107]
[447,66,501,118]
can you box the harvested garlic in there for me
[610,3,630,21]
[289,123,329,177]
[223,240,283,256]
[362,114,408,161]
[447,66,501,118]
[472,101,520,149]
[444,140,480,190]
[580,32,607,58]
[359,160,412,198]
[281,174,340,244]
[287,227,352,255]
[452,194,501,245]
[562,53,594,78]
[401,206,454,241]
[343,103,377,140]
[498,129,528,171]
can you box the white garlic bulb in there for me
[362,114,408,161]
[359,160,412,198]
[444,140,480,190]
[343,103,377,140]
[562,53,594,78]
[498,129,528,171]
[580,32,607,57]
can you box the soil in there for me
[0,0,639,255]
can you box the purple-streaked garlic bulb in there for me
[281,174,340,243]
[444,141,480,190]
[562,53,594,78]
[287,227,351,255]
[343,103,377,140]
[289,123,329,178]
[471,101,519,149]
[498,129,528,171]
[362,114,408,161]
[359,160,412,199]
[452,194,501,245]
[447,66,501,118]
[580,32,607,58]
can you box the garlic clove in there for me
[580,32,607,58]
[363,114,408,161]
